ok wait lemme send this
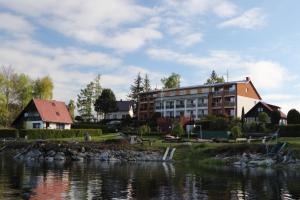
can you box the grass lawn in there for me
[44,133,118,142]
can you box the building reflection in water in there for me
[0,156,300,200]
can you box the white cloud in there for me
[219,8,265,29]
[163,0,237,17]
[0,12,34,36]
[146,48,289,91]
[176,33,203,47]
[0,0,162,52]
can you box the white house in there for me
[12,99,73,129]
[106,100,134,120]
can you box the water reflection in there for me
[0,154,300,200]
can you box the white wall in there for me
[237,96,259,118]
[106,111,130,119]
[25,121,43,129]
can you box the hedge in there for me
[0,129,19,138]
[72,123,103,129]
[278,125,300,137]
[19,129,102,139]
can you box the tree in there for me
[93,74,103,121]
[14,74,33,109]
[231,126,242,139]
[143,73,151,92]
[287,109,300,124]
[128,72,143,102]
[77,82,95,122]
[33,76,53,100]
[172,122,184,137]
[241,107,245,127]
[93,74,102,101]
[258,112,270,124]
[271,110,281,125]
[67,100,76,120]
[0,65,15,110]
[161,73,181,89]
[94,88,117,116]
[205,70,225,84]
[138,124,151,138]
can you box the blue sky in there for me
[0,0,299,113]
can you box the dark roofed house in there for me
[244,101,287,125]
[12,99,73,129]
[106,100,134,120]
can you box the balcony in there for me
[176,104,185,109]
[213,91,223,97]
[186,103,196,108]
[198,103,208,107]
[224,101,236,107]
[212,102,222,107]
[166,105,174,109]
[224,90,236,96]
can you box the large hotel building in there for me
[137,77,262,120]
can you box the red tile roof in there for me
[33,99,73,124]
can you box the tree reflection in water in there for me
[0,155,300,200]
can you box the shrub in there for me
[172,122,184,137]
[278,125,300,137]
[287,109,300,124]
[258,112,270,124]
[271,110,281,125]
[230,126,242,139]
[138,125,151,138]
[209,117,228,131]
[0,129,19,138]
[19,129,102,139]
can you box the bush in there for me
[278,125,300,137]
[230,126,242,139]
[0,129,19,138]
[138,125,151,138]
[172,122,184,137]
[258,112,270,124]
[287,109,300,124]
[72,123,103,129]
[19,129,102,139]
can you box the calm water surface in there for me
[0,154,300,200]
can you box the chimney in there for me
[246,77,250,81]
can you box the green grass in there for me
[40,133,118,142]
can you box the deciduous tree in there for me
[33,76,53,100]
[94,88,117,116]
[161,73,180,89]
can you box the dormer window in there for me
[52,102,56,106]
[56,112,60,116]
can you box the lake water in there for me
[1,155,300,200]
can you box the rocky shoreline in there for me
[2,141,163,163]
[215,152,300,168]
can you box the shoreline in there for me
[1,139,300,168]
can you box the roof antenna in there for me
[226,69,229,82]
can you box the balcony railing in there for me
[176,104,185,108]
[212,102,222,107]
[166,105,174,109]
[224,90,236,96]
[186,103,196,108]
[198,103,208,107]
[224,101,236,107]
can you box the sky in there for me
[0,0,299,113]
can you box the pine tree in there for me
[128,72,143,102]
[77,82,94,122]
[143,73,151,92]
[205,70,225,84]
[67,100,76,120]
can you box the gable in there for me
[237,81,261,100]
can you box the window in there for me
[245,88,248,93]
[56,112,60,116]
[258,107,263,112]
[56,123,65,129]
[179,90,186,95]
[191,89,197,94]
[33,123,41,129]
[52,102,56,106]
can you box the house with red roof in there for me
[244,101,287,125]
[12,99,73,129]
